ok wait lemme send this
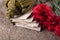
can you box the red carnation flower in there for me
[43,21,49,28]
[49,15,60,27]
[47,25,55,31]
[33,4,53,21]
[54,25,60,36]
[47,26,51,31]
[32,4,53,28]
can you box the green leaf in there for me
[51,0,56,9]
[56,11,60,16]
[50,0,60,16]
[51,0,60,11]
[58,1,60,5]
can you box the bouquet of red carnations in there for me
[32,0,60,36]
